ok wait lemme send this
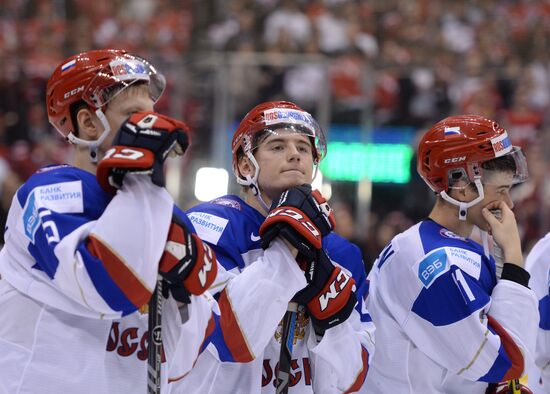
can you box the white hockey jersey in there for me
[0,165,218,394]
[365,219,538,394]
[170,195,375,393]
[525,233,550,393]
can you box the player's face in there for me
[254,132,315,201]
[101,84,155,150]
[466,171,515,231]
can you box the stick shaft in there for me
[276,302,299,394]
[147,277,163,394]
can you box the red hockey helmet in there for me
[46,49,165,143]
[231,101,326,184]
[417,115,528,194]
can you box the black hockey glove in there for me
[97,111,190,194]
[158,214,217,304]
[258,184,335,260]
[292,250,356,335]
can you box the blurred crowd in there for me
[0,0,549,267]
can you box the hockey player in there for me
[0,49,218,393]
[171,101,375,393]
[364,115,538,393]
[524,234,550,393]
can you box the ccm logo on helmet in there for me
[63,85,85,99]
[444,156,466,164]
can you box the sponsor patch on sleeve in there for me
[444,246,482,279]
[413,248,449,288]
[22,191,39,242]
[35,181,84,213]
[187,212,228,245]
[20,181,83,242]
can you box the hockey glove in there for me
[293,250,356,335]
[158,214,217,304]
[96,111,190,194]
[259,184,335,260]
[487,380,533,394]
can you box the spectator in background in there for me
[0,157,22,243]
[263,0,311,50]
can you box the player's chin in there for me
[279,172,308,188]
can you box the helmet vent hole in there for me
[478,143,492,152]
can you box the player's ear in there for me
[75,107,100,141]
[237,155,253,178]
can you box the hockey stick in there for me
[147,277,163,394]
[276,301,299,394]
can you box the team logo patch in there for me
[414,248,449,288]
[490,131,512,157]
[439,228,465,240]
[274,305,308,345]
[36,164,71,173]
[212,197,241,211]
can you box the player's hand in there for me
[482,201,523,267]
[292,250,356,335]
[96,111,190,194]
[158,214,217,304]
[259,184,335,260]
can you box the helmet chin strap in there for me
[66,109,112,163]
[311,162,320,183]
[439,177,485,221]
[237,151,271,214]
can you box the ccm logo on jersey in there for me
[318,270,351,311]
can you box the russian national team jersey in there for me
[365,219,538,394]
[169,195,375,394]
[0,165,217,394]
[525,233,550,393]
